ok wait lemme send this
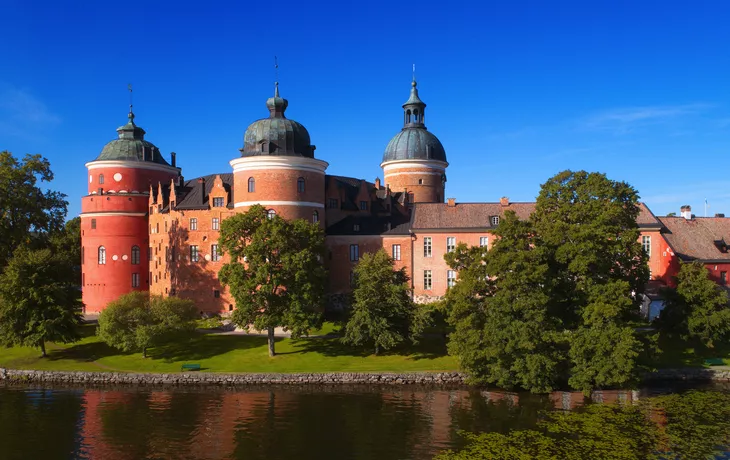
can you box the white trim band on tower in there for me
[230,156,329,174]
[381,160,448,171]
[382,172,444,176]
[80,212,147,218]
[86,160,181,174]
[234,201,325,208]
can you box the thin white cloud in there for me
[0,83,61,140]
[580,104,711,134]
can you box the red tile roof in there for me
[657,216,730,261]
[412,201,660,230]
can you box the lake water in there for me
[0,383,728,459]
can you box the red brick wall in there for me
[87,166,177,194]
[384,165,445,204]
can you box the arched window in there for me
[99,174,105,185]
[312,210,319,223]
[267,209,276,220]
[131,245,140,265]
[297,177,305,193]
[248,177,255,193]
[406,109,412,124]
[413,109,419,123]
[98,246,106,265]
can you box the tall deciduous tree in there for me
[0,247,83,357]
[50,217,81,287]
[343,250,426,354]
[0,151,68,270]
[657,261,730,348]
[97,292,198,358]
[218,205,327,357]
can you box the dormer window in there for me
[491,216,500,226]
[213,197,224,207]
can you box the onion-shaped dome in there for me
[382,79,447,164]
[240,83,316,158]
[95,109,171,166]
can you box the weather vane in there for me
[128,83,133,111]
[413,64,416,82]
[274,56,279,83]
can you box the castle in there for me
[80,80,730,314]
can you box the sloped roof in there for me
[174,174,234,210]
[657,216,730,262]
[326,214,411,236]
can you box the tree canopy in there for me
[0,247,83,356]
[657,261,730,348]
[0,151,68,270]
[218,205,327,356]
[97,292,198,358]
[343,249,426,354]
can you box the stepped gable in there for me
[657,216,730,262]
[159,174,234,211]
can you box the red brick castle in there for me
[81,80,730,314]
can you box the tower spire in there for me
[274,56,279,97]
[127,83,135,123]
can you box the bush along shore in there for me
[1,367,729,387]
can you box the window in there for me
[164,220,168,232]
[132,273,140,288]
[267,209,276,219]
[212,217,220,230]
[392,244,401,261]
[312,211,319,223]
[350,244,359,262]
[190,218,197,230]
[447,237,456,253]
[149,271,152,285]
[211,244,220,262]
[81,247,84,265]
[213,197,224,207]
[360,201,368,211]
[91,218,96,230]
[479,237,489,248]
[353,224,360,232]
[424,270,432,290]
[149,246,153,261]
[170,246,175,262]
[131,245,140,265]
[214,290,220,298]
[491,216,500,226]
[165,247,169,261]
[722,271,727,285]
[98,246,106,265]
[248,177,255,193]
[418,179,423,185]
[424,237,432,257]
[156,223,159,234]
[190,245,199,262]
[99,174,104,184]
[642,235,651,256]
[297,177,305,193]
[328,198,338,209]
[447,270,456,288]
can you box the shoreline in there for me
[1,367,729,387]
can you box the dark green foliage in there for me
[439,391,730,460]
[657,261,730,348]
[0,247,83,357]
[342,250,426,354]
[97,292,198,358]
[218,205,327,356]
[49,217,81,287]
[0,151,68,270]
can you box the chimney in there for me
[500,196,510,207]
[680,205,692,220]
[447,198,456,207]
[198,177,205,201]
[171,151,176,168]
[374,177,381,189]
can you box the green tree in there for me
[532,170,650,392]
[445,211,565,393]
[218,205,327,356]
[50,217,81,287]
[97,292,198,358]
[0,151,68,269]
[0,247,83,357]
[342,250,426,354]
[657,261,730,348]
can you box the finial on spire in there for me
[274,56,280,96]
[412,64,416,83]
[127,83,135,121]
[275,81,280,97]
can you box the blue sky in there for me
[3,0,730,219]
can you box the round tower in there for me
[382,78,448,204]
[230,83,328,224]
[81,107,180,313]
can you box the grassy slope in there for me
[0,324,458,373]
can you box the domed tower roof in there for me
[382,79,447,164]
[94,108,171,166]
[240,83,316,158]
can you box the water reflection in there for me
[0,384,726,460]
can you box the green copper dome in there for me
[95,110,171,166]
[382,79,447,164]
[240,83,316,158]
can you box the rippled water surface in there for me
[0,383,728,459]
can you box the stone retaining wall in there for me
[0,367,727,387]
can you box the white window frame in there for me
[424,237,432,257]
[213,197,224,207]
[642,235,651,257]
[190,245,199,262]
[392,244,401,261]
[190,218,197,230]
[211,244,220,262]
[212,217,220,230]
[491,216,500,226]
[446,237,456,253]
[424,270,432,290]
[480,236,489,248]
[350,244,359,262]
[447,270,456,288]
[98,246,106,265]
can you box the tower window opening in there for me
[312,210,319,223]
[267,209,276,220]
[131,245,140,265]
[99,174,104,185]
[91,218,96,229]
[418,179,423,185]
[98,246,106,265]
[297,177,305,193]
[248,177,255,193]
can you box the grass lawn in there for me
[654,334,730,368]
[0,324,459,374]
